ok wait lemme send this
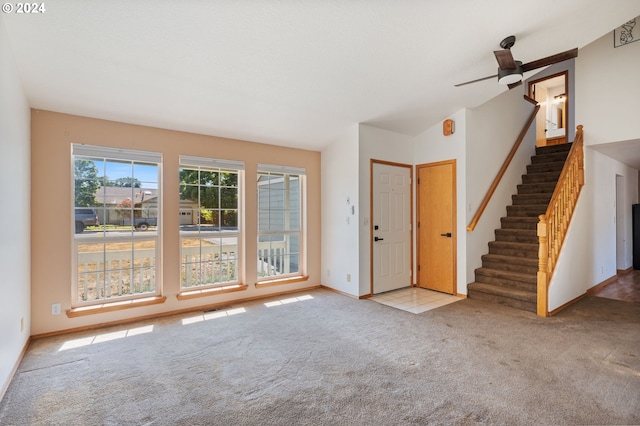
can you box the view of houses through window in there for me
[72,145,161,306]
[179,156,242,289]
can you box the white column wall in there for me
[321,124,360,296]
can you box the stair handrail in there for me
[537,125,585,316]
[467,95,539,231]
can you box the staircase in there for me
[468,143,573,313]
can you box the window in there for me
[257,164,305,280]
[72,145,161,306]
[179,156,243,289]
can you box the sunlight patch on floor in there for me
[264,294,314,307]
[58,325,154,351]
[182,307,247,325]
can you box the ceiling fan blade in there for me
[521,48,578,72]
[507,81,522,90]
[454,74,498,87]
[494,49,516,69]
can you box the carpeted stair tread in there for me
[535,143,572,155]
[467,282,537,312]
[495,228,538,243]
[512,193,552,205]
[517,182,557,194]
[506,204,549,217]
[522,171,562,184]
[474,268,537,291]
[526,161,567,174]
[530,151,570,164]
[488,241,538,258]
[500,216,539,230]
[481,254,539,274]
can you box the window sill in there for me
[255,275,309,288]
[67,296,167,318]
[177,284,248,301]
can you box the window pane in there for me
[221,210,238,229]
[200,170,218,186]
[199,186,219,209]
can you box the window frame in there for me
[178,155,244,291]
[71,144,162,308]
[256,164,306,282]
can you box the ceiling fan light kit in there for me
[498,61,523,85]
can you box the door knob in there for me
[440,233,452,238]
[374,236,384,242]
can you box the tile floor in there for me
[370,286,463,314]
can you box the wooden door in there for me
[417,160,456,294]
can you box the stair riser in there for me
[531,152,569,164]
[482,260,539,275]
[535,144,572,155]
[494,233,538,244]
[522,172,561,184]
[474,268,536,287]
[488,246,538,258]
[517,183,557,194]
[512,194,552,205]
[500,218,538,230]
[527,162,564,174]
[506,206,547,217]
[467,289,536,313]
[474,276,536,292]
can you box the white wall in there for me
[576,29,640,147]
[413,109,468,294]
[465,88,538,285]
[548,149,638,310]
[358,124,415,296]
[321,125,360,296]
[0,16,31,396]
[548,29,640,310]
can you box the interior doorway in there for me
[528,71,568,147]
[416,160,456,294]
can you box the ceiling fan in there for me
[455,35,578,89]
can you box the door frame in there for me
[369,159,414,296]
[528,71,569,146]
[416,159,457,295]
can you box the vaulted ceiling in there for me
[3,1,640,151]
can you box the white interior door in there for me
[372,162,412,294]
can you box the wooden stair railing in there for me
[537,125,585,316]
[467,95,539,231]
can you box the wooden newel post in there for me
[537,214,549,317]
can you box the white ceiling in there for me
[3,1,640,151]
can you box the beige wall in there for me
[31,110,321,335]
